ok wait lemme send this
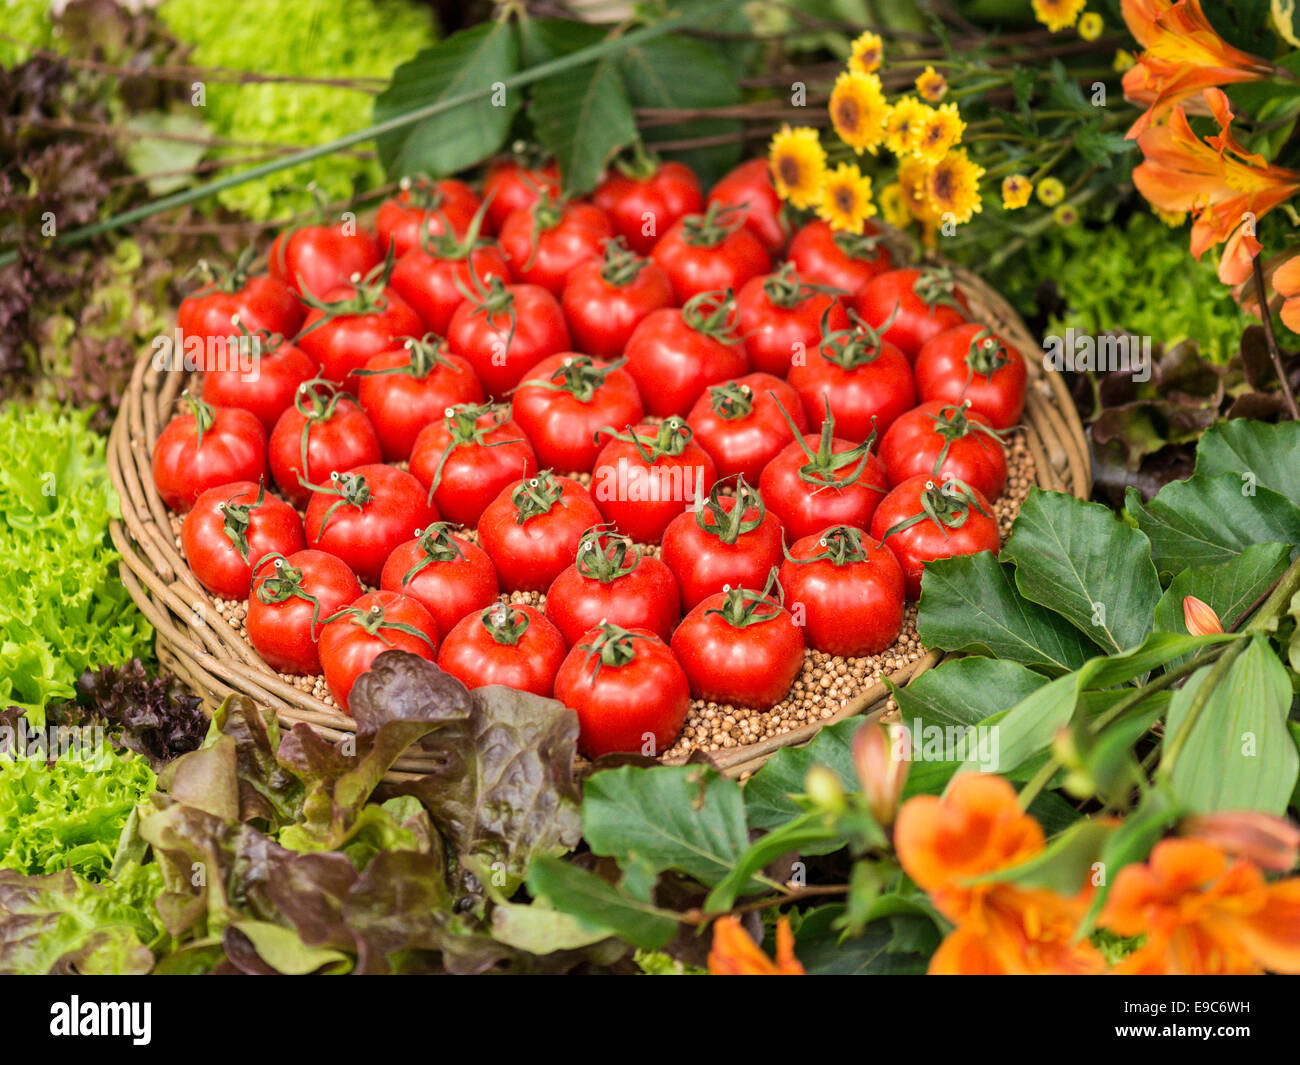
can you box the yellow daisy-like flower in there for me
[915,66,948,103]
[878,182,911,228]
[1077,12,1103,40]
[768,125,826,210]
[829,70,889,155]
[848,30,883,75]
[898,156,940,226]
[884,97,930,158]
[914,102,965,165]
[1153,207,1187,227]
[1037,176,1066,206]
[1053,203,1079,227]
[817,163,877,234]
[1112,49,1136,73]
[1032,0,1086,32]
[1001,175,1033,210]
[926,148,984,226]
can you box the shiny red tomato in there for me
[660,477,784,612]
[319,590,439,712]
[153,395,268,512]
[355,335,485,461]
[787,220,893,301]
[650,202,771,303]
[390,234,512,338]
[247,549,361,674]
[735,263,848,378]
[591,418,718,544]
[853,267,970,361]
[408,403,538,526]
[560,239,674,358]
[778,526,904,656]
[296,272,424,393]
[178,256,304,342]
[686,372,806,484]
[554,623,690,758]
[438,602,566,697]
[269,221,382,301]
[593,159,703,255]
[869,474,1000,600]
[446,277,571,397]
[623,292,750,417]
[380,523,499,638]
[374,177,480,258]
[304,464,436,586]
[544,527,680,645]
[788,316,916,442]
[670,579,804,709]
[498,196,612,296]
[706,158,788,254]
[878,400,1007,500]
[483,156,561,233]
[182,480,306,599]
[913,324,1028,430]
[268,379,382,508]
[200,336,317,434]
[477,472,604,592]
[511,354,644,473]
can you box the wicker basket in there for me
[107,251,1091,782]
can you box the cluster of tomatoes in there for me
[152,152,1028,760]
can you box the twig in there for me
[1251,254,1300,420]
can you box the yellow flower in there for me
[1113,49,1136,73]
[1078,11,1103,40]
[768,125,826,209]
[915,65,948,103]
[1032,0,1086,32]
[1153,206,1187,227]
[884,97,930,157]
[878,181,911,228]
[1037,176,1066,205]
[914,102,965,164]
[848,30,883,75]
[926,147,985,225]
[898,156,940,225]
[817,163,877,233]
[1053,203,1079,226]
[1001,175,1033,209]
[829,70,889,154]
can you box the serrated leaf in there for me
[892,656,1049,729]
[1194,418,1300,503]
[743,718,859,833]
[524,856,678,950]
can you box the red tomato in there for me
[247,549,362,674]
[554,623,690,758]
[788,316,916,442]
[670,580,804,709]
[200,335,317,434]
[477,472,603,592]
[153,395,268,512]
[544,527,680,646]
[390,229,512,337]
[268,379,383,508]
[735,263,848,378]
[355,335,485,461]
[318,590,439,712]
[560,239,674,358]
[178,257,304,342]
[650,202,771,303]
[623,292,750,417]
[686,372,806,484]
[758,404,888,540]
[438,602,566,697]
[182,480,306,599]
[446,277,571,397]
[374,176,480,258]
[853,267,970,361]
[778,526,905,656]
[498,196,612,296]
[660,477,784,612]
[380,523,500,637]
[591,418,718,544]
[296,272,424,393]
[408,403,538,526]
[787,220,893,301]
[878,400,1008,500]
[593,159,703,255]
[706,158,789,254]
[510,354,643,473]
[869,474,1000,600]
[304,464,436,586]
[269,221,382,301]
[483,156,562,233]
[913,324,1028,430]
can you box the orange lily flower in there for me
[1121,0,1274,139]
[1274,254,1300,332]
[894,774,1107,974]
[708,916,806,975]
[1099,838,1300,974]
[1133,89,1300,284]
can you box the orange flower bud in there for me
[1182,595,1223,636]
[1179,811,1300,873]
[852,719,910,826]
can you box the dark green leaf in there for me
[743,718,859,833]
[1153,541,1292,636]
[525,855,678,949]
[1194,418,1300,504]
[892,656,1049,729]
